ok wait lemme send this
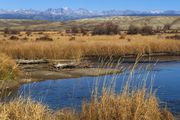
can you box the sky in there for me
[0,0,179,11]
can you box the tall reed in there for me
[0,53,20,81]
[80,58,174,120]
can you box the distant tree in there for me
[71,26,79,33]
[155,26,162,33]
[140,26,154,35]
[92,22,119,35]
[163,24,171,32]
[4,28,10,34]
[127,25,140,34]
[79,27,87,35]
[106,22,119,35]
[166,34,180,40]
[92,24,106,35]
[4,28,20,34]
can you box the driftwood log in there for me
[16,59,48,64]
[53,62,90,69]
[53,63,77,69]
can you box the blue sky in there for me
[0,0,179,11]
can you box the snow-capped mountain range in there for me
[0,8,179,21]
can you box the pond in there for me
[10,61,180,115]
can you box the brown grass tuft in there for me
[0,53,20,80]
[0,90,174,120]
[36,35,53,42]
[81,90,174,120]
[0,99,51,120]
[9,36,19,41]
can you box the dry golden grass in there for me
[0,99,79,120]
[80,61,174,120]
[0,32,180,60]
[0,32,177,119]
[81,90,174,120]
[0,89,174,120]
[0,53,20,80]
[0,99,51,120]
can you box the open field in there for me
[70,16,180,31]
[0,16,179,31]
[0,32,180,60]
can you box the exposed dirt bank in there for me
[0,60,122,90]
[1,55,180,90]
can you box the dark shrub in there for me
[36,36,53,42]
[71,26,79,33]
[155,26,163,33]
[26,31,32,36]
[128,25,154,35]
[80,27,88,35]
[127,25,140,34]
[4,28,20,34]
[163,24,171,32]
[166,34,180,40]
[4,28,10,34]
[9,36,19,40]
[11,30,20,34]
[140,26,154,35]
[92,22,119,35]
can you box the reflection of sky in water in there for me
[18,62,180,114]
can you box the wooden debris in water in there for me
[16,59,49,64]
[53,63,77,69]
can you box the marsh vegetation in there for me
[0,57,175,120]
[0,32,179,60]
[0,16,179,120]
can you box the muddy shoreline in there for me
[84,53,180,63]
[1,55,180,90]
[0,60,122,90]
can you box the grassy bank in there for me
[0,33,180,60]
[0,87,174,120]
[0,53,20,81]
[0,53,123,90]
[0,53,21,90]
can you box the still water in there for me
[17,61,180,115]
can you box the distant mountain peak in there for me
[0,8,179,21]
